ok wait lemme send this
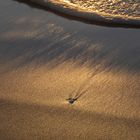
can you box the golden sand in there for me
[0,0,140,139]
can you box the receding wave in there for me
[29,0,140,26]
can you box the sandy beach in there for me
[0,0,140,139]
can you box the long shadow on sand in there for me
[0,98,140,140]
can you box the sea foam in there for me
[30,0,140,26]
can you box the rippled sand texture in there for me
[68,0,140,17]
[0,0,140,140]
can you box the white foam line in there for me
[30,0,140,26]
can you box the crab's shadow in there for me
[66,87,89,104]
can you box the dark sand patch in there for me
[0,99,140,140]
[0,0,140,140]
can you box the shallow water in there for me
[0,0,140,140]
[29,0,140,26]
[68,0,140,17]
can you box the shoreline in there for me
[26,0,140,27]
[0,0,140,139]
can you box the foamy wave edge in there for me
[30,0,140,26]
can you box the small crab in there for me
[66,88,88,104]
[66,97,78,104]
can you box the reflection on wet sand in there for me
[0,0,140,140]
[0,13,140,72]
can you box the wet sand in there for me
[0,0,140,140]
